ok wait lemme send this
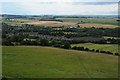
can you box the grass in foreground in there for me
[3,46,118,78]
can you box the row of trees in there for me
[2,37,71,49]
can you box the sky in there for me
[0,0,119,15]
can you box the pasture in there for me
[3,46,118,78]
[72,43,119,54]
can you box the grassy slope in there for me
[72,43,119,54]
[3,46,118,78]
[56,18,118,26]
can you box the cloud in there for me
[72,2,117,5]
[1,3,31,15]
[0,0,119,2]
[14,2,118,15]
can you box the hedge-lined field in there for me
[72,43,119,54]
[3,46,118,78]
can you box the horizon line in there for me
[1,14,118,16]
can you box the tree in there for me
[91,49,95,52]
[72,46,77,50]
[53,44,61,48]
[76,25,80,28]
[2,39,14,46]
[11,35,24,42]
[100,50,106,53]
[106,51,113,55]
[77,46,84,51]
[40,39,49,46]
[84,48,89,51]
[96,49,99,53]
[115,53,119,56]
[63,41,71,49]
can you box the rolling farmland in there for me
[2,15,119,78]
[1,1,120,79]
[3,46,118,78]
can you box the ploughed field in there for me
[3,46,118,78]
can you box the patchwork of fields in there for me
[3,46,118,78]
[4,17,119,28]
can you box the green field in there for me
[3,46,118,78]
[72,43,119,54]
[56,18,118,26]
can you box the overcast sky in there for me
[0,0,119,15]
